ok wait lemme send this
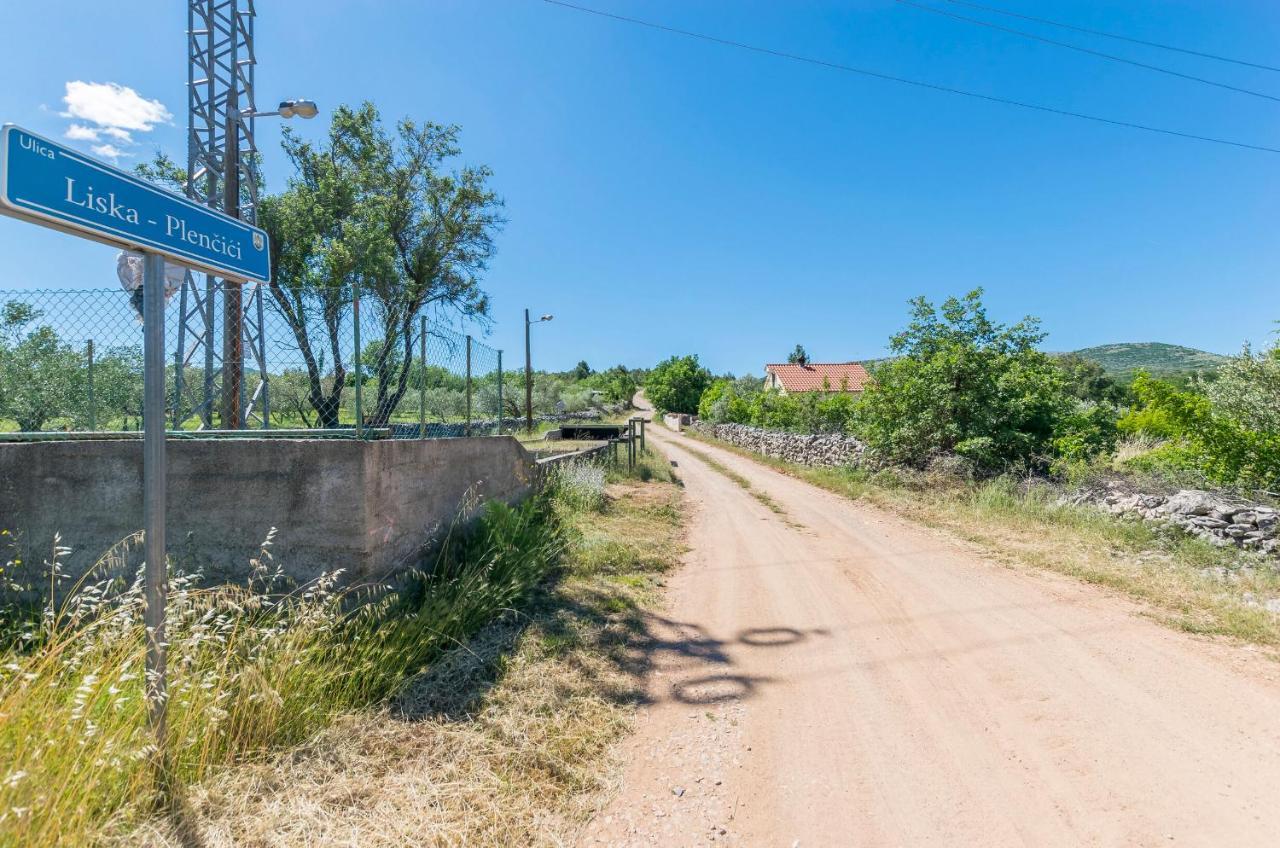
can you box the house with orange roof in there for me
[763,362,872,396]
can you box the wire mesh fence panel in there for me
[0,283,504,439]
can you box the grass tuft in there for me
[1,494,569,846]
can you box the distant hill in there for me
[1070,343,1227,378]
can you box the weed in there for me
[0,494,567,846]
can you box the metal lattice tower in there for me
[174,0,270,429]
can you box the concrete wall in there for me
[0,436,536,587]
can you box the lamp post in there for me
[220,99,318,428]
[524,308,553,434]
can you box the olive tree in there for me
[259,103,502,428]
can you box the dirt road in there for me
[580,423,1280,847]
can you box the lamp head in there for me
[278,99,319,119]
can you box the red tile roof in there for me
[764,362,872,393]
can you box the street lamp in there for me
[525,309,554,434]
[219,97,319,429]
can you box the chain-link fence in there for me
[0,282,507,438]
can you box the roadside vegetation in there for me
[0,452,684,846]
[651,288,1280,650]
[676,289,1278,495]
[689,429,1280,649]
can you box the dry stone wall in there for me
[1062,483,1279,555]
[689,421,866,468]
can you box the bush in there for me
[645,354,711,414]
[854,289,1070,471]
[1053,403,1120,463]
[1122,374,1280,491]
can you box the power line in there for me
[540,0,1280,155]
[895,0,1280,103]
[936,0,1280,73]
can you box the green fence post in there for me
[465,335,473,437]
[86,338,96,431]
[496,350,503,436]
[419,315,427,440]
[352,282,363,438]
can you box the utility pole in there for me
[524,308,533,434]
[219,93,243,428]
[523,309,553,434]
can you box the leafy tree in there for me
[787,344,809,365]
[1200,342,1280,434]
[1053,403,1119,462]
[590,365,640,406]
[646,354,711,414]
[84,346,144,430]
[0,325,82,431]
[570,360,593,381]
[855,289,1069,470]
[1125,374,1280,491]
[1054,353,1130,405]
[259,103,502,427]
[698,378,752,423]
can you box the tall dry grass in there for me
[0,494,565,846]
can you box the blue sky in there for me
[0,0,1277,375]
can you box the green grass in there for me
[122,451,687,845]
[678,443,788,517]
[685,430,1280,652]
[0,495,568,846]
[606,445,677,485]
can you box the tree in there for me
[84,345,144,430]
[570,360,593,381]
[787,344,810,365]
[1054,353,1130,405]
[1126,374,1280,491]
[0,325,82,431]
[855,289,1069,470]
[645,354,711,414]
[591,365,640,406]
[259,103,503,427]
[1201,341,1280,434]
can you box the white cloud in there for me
[65,124,100,141]
[101,126,133,143]
[91,143,129,161]
[61,81,171,133]
[59,81,169,161]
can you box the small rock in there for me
[672,787,685,797]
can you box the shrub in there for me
[1125,374,1280,491]
[645,354,711,414]
[854,289,1070,470]
[1053,403,1120,463]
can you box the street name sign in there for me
[0,124,270,283]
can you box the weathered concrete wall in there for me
[0,436,536,587]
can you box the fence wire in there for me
[0,283,504,438]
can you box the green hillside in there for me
[1071,343,1227,378]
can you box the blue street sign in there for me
[0,124,270,283]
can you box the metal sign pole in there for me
[142,252,168,756]
[419,315,427,440]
